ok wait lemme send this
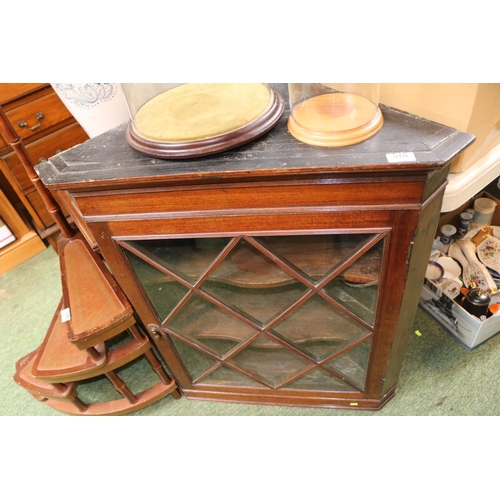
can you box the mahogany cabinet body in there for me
[0,84,89,247]
[37,95,474,410]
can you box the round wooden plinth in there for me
[287,93,384,147]
[125,86,285,159]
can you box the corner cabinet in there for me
[37,88,474,410]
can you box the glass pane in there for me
[255,234,342,284]
[271,295,370,361]
[284,367,356,392]
[124,249,190,322]
[340,239,383,286]
[323,239,383,325]
[323,282,378,325]
[256,234,377,284]
[228,334,313,389]
[199,364,267,388]
[167,294,258,357]
[211,238,296,287]
[201,281,307,326]
[126,238,231,284]
[323,339,372,390]
[169,335,219,381]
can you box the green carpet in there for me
[2,246,500,417]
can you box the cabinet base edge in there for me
[180,386,396,411]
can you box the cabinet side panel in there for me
[381,184,446,394]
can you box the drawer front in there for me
[0,83,50,151]
[73,180,426,219]
[2,122,89,192]
[0,83,47,106]
[5,91,75,142]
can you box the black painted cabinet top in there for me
[37,84,474,190]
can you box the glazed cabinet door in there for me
[121,232,383,393]
[87,206,418,410]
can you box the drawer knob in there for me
[18,112,44,131]
[39,150,62,163]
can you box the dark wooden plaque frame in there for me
[125,86,285,159]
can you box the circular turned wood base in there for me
[125,87,285,159]
[287,93,384,147]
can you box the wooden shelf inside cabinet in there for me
[0,189,45,275]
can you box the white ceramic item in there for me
[448,242,469,274]
[51,83,130,138]
[476,236,500,275]
[435,277,463,300]
[456,238,497,290]
[436,256,461,280]
[425,261,444,281]
[464,225,500,240]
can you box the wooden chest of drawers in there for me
[0,83,89,247]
